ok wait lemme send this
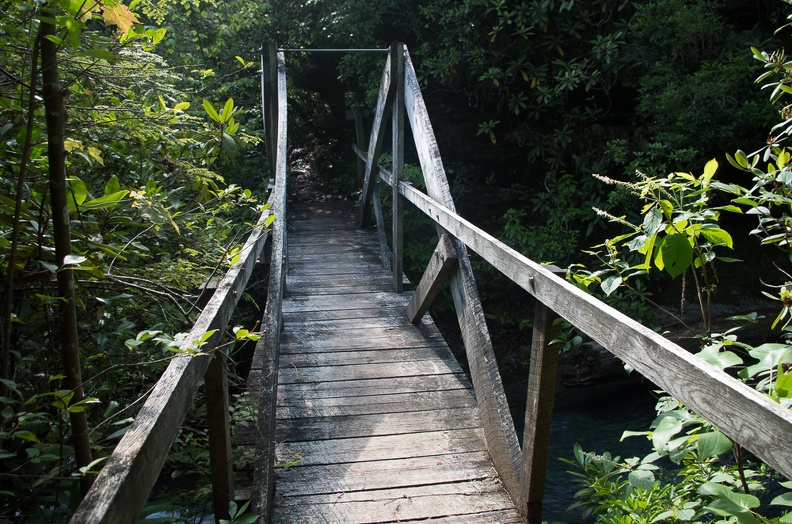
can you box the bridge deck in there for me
[267,200,523,523]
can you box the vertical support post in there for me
[391,42,405,293]
[519,266,563,523]
[206,354,234,521]
[354,109,366,188]
[199,281,235,522]
[265,43,279,174]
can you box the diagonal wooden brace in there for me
[406,233,458,324]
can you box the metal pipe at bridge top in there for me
[279,48,389,53]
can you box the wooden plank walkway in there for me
[267,200,524,523]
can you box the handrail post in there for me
[198,280,235,522]
[354,109,366,188]
[391,42,405,292]
[519,266,563,523]
[263,43,279,174]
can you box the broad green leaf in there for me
[775,368,792,398]
[657,234,693,278]
[652,415,683,450]
[702,158,718,184]
[76,48,118,63]
[740,344,792,380]
[105,175,120,196]
[63,254,87,266]
[628,469,655,490]
[699,228,733,248]
[771,491,792,507]
[643,207,663,236]
[600,275,622,296]
[222,98,234,122]
[697,430,732,458]
[174,101,190,111]
[81,190,129,210]
[696,345,742,371]
[67,176,88,209]
[203,99,221,122]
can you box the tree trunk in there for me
[41,5,95,496]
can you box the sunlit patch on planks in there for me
[265,201,524,523]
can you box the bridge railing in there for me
[68,47,288,524]
[355,43,792,522]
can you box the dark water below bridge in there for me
[511,377,658,523]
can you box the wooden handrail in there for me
[355,43,792,521]
[69,46,286,524]
[69,197,276,524]
[251,47,289,523]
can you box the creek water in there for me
[511,378,659,523]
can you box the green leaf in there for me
[628,469,655,490]
[775,368,792,398]
[643,207,663,236]
[652,415,683,451]
[702,158,718,184]
[76,48,118,63]
[699,228,733,248]
[221,98,234,122]
[105,175,120,196]
[63,254,87,266]
[697,430,732,458]
[203,99,221,122]
[771,491,792,507]
[600,275,622,296]
[81,190,129,210]
[657,234,693,278]
[696,345,743,371]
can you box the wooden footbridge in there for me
[71,44,792,523]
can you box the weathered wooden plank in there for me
[274,452,498,497]
[70,182,275,524]
[280,312,427,331]
[251,49,289,521]
[281,291,412,313]
[278,360,461,384]
[272,373,473,400]
[520,301,562,522]
[385,161,792,481]
[282,306,408,323]
[403,49,522,499]
[275,408,482,442]
[275,477,504,503]
[205,354,234,520]
[289,251,381,265]
[392,42,406,291]
[271,482,519,524]
[279,332,447,353]
[275,389,476,418]
[359,53,393,227]
[407,233,458,323]
[287,273,407,291]
[286,261,386,277]
[279,345,459,369]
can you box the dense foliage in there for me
[3,0,792,521]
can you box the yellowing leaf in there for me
[102,3,139,34]
[702,158,718,184]
[87,146,104,166]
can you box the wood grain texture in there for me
[251,49,289,520]
[359,53,393,228]
[520,302,562,522]
[382,149,792,482]
[407,233,458,323]
[403,49,522,500]
[263,199,523,523]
